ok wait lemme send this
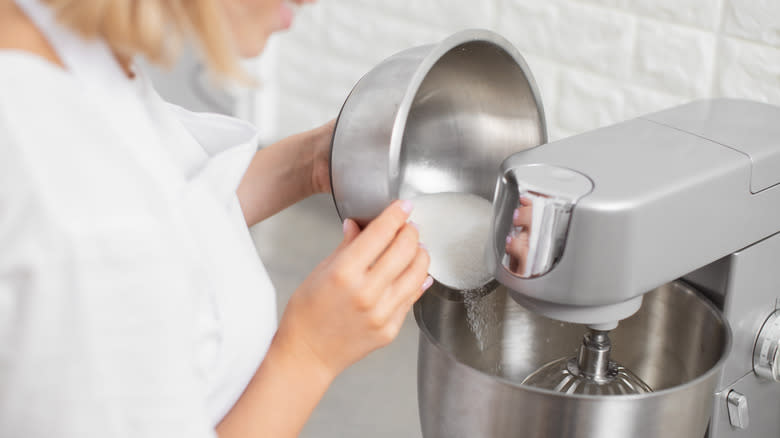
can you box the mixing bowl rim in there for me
[329,28,548,222]
[329,84,356,222]
[413,279,733,401]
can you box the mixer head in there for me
[488,163,646,329]
[522,328,652,395]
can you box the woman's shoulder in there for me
[0,50,94,166]
[0,52,73,180]
[0,53,159,234]
[0,49,74,89]
[0,50,86,137]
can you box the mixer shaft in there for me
[574,329,615,384]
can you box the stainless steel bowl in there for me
[414,281,732,438]
[330,29,547,225]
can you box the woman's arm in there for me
[217,202,432,438]
[214,323,334,438]
[237,120,334,227]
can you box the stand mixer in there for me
[412,98,780,438]
[481,97,780,437]
[329,30,780,438]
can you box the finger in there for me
[382,304,411,347]
[506,231,529,274]
[506,231,529,260]
[364,242,428,322]
[341,200,413,268]
[509,255,519,273]
[384,247,430,310]
[321,218,361,266]
[384,270,433,342]
[333,218,361,253]
[343,218,361,242]
[372,249,431,340]
[367,222,420,286]
[513,205,533,228]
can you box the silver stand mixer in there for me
[330,30,780,438]
[479,96,780,438]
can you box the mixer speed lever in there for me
[726,391,750,430]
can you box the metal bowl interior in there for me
[329,29,547,225]
[416,281,730,392]
[397,39,547,201]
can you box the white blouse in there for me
[0,1,278,436]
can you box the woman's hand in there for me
[274,200,433,380]
[309,119,335,194]
[219,201,430,438]
[505,196,533,275]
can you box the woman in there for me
[0,0,432,436]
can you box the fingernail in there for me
[513,209,519,220]
[422,275,434,291]
[409,221,419,231]
[342,219,351,234]
[419,242,427,250]
[506,235,512,244]
[400,200,414,214]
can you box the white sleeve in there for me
[0,113,216,437]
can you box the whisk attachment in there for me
[521,328,652,395]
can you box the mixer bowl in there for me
[414,281,731,438]
[330,29,547,225]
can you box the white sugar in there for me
[464,290,499,352]
[409,192,494,290]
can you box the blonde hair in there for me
[43,0,242,78]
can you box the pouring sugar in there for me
[409,192,494,290]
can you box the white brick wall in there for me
[248,0,780,143]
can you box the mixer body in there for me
[477,98,780,436]
[686,230,780,436]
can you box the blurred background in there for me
[143,0,780,436]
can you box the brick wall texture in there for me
[248,0,780,144]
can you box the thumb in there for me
[322,218,362,266]
[330,218,360,255]
[341,218,361,244]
